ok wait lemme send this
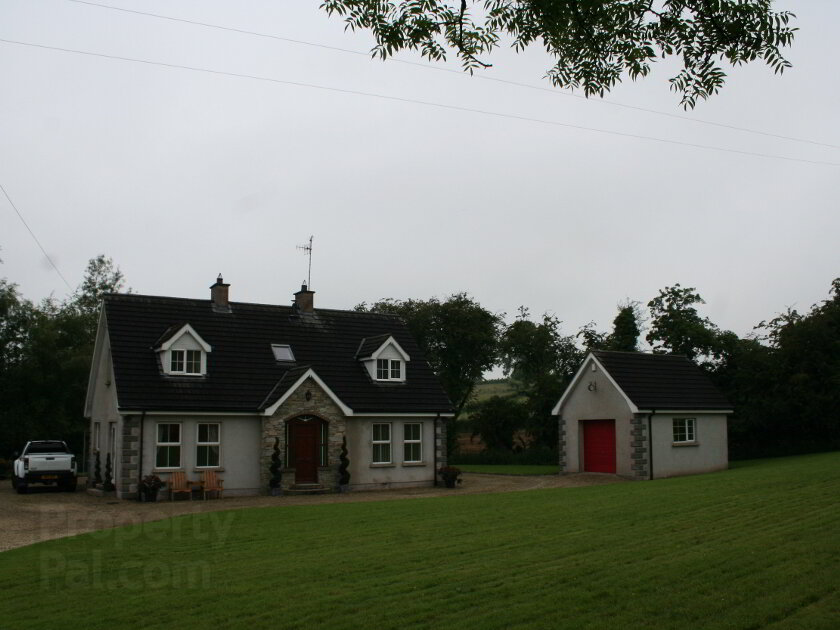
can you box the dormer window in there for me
[154,323,211,377]
[377,359,402,380]
[358,334,410,383]
[171,349,202,374]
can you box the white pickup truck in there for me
[12,441,78,494]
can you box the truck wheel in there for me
[62,479,78,492]
[16,479,28,494]
[11,474,17,489]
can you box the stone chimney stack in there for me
[210,274,231,312]
[294,283,314,313]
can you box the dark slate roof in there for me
[592,350,732,410]
[355,334,394,359]
[104,294,453,414]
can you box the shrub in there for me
[450,445,557,466]
[269,437,282,489]
[338,436,350,486]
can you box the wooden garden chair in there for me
[168,471,192,501]
[201,470,224,500]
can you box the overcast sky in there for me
[1,0,838,347]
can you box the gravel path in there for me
[0,472,622,552]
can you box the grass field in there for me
[2,453,838,629]
[456,464,558,475]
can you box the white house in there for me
[84,277,453,499]
[552,351,732,480]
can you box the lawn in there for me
[2,453,837,629]
[456,464,558,475]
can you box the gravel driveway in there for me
[0,472,622,552]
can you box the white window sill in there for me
[370,463,394,468]
[402,462,426,467]
[193,467,224,472]
[152,468,184,473]
[672,442,699,447]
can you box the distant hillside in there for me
[459,379,519,423]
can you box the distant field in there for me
[472,378,516,401]
[457,465,558,475]
[459,378,517,423]
[1,453,837,629]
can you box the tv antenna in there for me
[296,235,313,288]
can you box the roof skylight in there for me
[271,344,295,362]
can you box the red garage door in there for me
[582,420,616,474]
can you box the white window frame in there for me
[372,422,392,464]
[170,348,203,375]
[376,358,403,382]
[196,423,221,468]
[673,418,697,444]
[403,422,422,463]
[155,422,182,469]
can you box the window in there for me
[170,349,203,375]
[196,423,220,468]
[93,422,100,451]
[376,359,403,381]
[372,423,391,464]
[156,423,181,468]
[185,350,201,373]
[319,422,328,467]
[171,349,184,372]
[403,423,422,463]
[673,418,697,444]
[271,344,295,362]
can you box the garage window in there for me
[673,418,697,444]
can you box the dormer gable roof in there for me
[153,323,212,353]
[355,334,411,361]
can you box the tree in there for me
[322,0,796,108]
[608,301,642,352]
[0,255,129,458]
[356,293,503,453]
[646,284,722,361]
[500,308,582,447]
[577,301,643,353]
[70,254,127,337]
[468,395,529,452]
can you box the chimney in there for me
[294,283,314,313]
[210,274,231,313]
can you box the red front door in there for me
[290,420,319,484]
[582,420,616,473]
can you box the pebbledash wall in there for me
[90,366,446,498]
[559,362,643,478]
[557,358,727,480]
[262,376,445,492]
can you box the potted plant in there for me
[269,437,283,496]
[139,474,165,502]
[438,466,462,489]
[338,436,350,493]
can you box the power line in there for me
[2,36,838,168]
[0,180,73,290]
[64,0,840,151]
